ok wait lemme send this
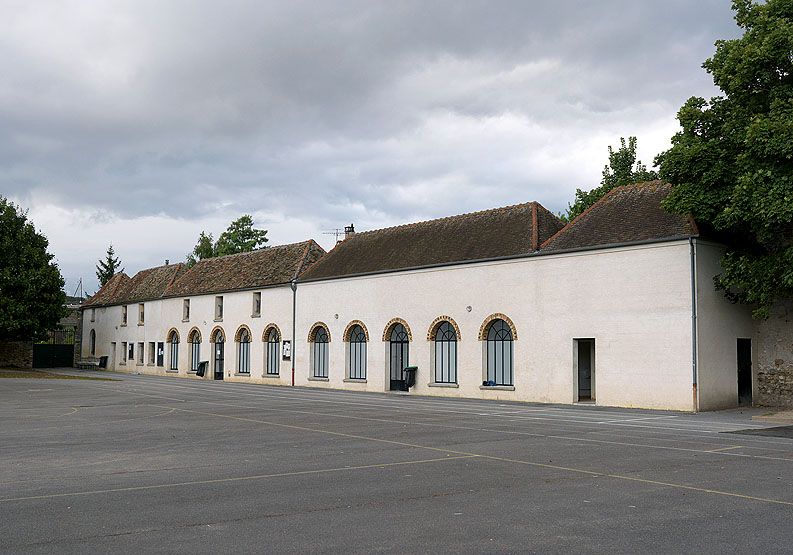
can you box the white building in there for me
[81,182,754,411]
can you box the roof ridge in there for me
[189,240,314,265]
[349,201,539,238]
[540,180,668,250]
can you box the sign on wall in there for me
[282,340,291,360]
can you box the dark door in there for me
[389,324,409,391]
[214,341,225,380]
[577,339,594,401]
[156,342,164,367]
[737,338,752,405]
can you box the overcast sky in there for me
[2,0,739,294]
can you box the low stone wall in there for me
[0,341,33,368]
[755,300,793,408]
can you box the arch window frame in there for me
[188,329,202,372]
[310,325,330,378]
[236,328,251,375]
[484,319,514,386]
[433,321,458,384]
[167,330,180,371]
[265,328,280,376]
[347,324,367,380]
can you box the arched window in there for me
[485,319,514,386]
[388,323,409,390]
[89,329,96,356]
[347,324,367,379]
[434,321,457,384]
[211,328,225,380]
[237,328,251,374]
[167,330,179,371]
[266,328,280,376]
[311,325,329,378]
[188,329,201,372]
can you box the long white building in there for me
[81,182,754,411]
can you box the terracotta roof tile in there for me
[165,240,325,297]
[541,181,697,253]
[83,272,130,308]
[299,202,565,281]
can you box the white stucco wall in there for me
[81,286,295,385]
[82,239,754,411]
[694,240,754,410]
[293,240,696,411]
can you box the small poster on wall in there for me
[282,340,291,360]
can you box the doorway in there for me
[389,324,409,391]
[575,339,595,402]
[737,338,752,405]
[214,333,225,380]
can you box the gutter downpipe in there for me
[290,279,297,387]
[689,237,699,412]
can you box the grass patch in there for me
[0,369,116,381]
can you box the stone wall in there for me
[0,341,33,368]
[755,300,793,408]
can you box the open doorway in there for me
[574,339,595,402]
[737,338,752,406]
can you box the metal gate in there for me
[32,329,75,368]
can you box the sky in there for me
[1,0,740,294]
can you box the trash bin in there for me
[403,366,418,389]
[196,361,208,377]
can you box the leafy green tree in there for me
[215,215,269,256]
[0,197,67,341]
[186,216,268,266]
[561,137,658,222]
[95,244,124,287]
[186,231,216,267]
[656,0,793,318]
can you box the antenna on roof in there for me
[322,228,344,244]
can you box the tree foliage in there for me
[0,197,67,341]
[656,0,793,318]
[561,137,658,222]
[95,244,124,287]
[186,216,268,266]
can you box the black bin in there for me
[403,366,418,389]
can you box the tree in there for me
[561,137,658,222]
[186,216,268,266]
[215,215,268,256]
[656,0,793,318]
[95,244,124,287]
[0,197,67,342]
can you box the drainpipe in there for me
[290,279,297,387]
[689,237,699,412]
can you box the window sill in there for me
[344,378,367,383]
[308,376,329,382]
[234,372,251,377]
[428,382,459,388]
[120,324,127,327]
[479,385,515,391]
[188,370,197,374]
[136,363,144,366]
[263,373,280,379]
[214,318,223,322]
[119,362,127,366]
[251,314,261,319]
[182,318,190,323]
[166,369,179,373]
[137,323,144,326]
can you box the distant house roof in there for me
[165,240,325,297]
[541,181,697,253]
[84,240,325,308]
[299,202,564,282]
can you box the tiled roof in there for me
[83,273,130,308]
[299,202,565,281]
[541,181,698,252]
[120,263,187,304]
[165,240,325,297]
[84,240,325,308]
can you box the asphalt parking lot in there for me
[2,372,793,554]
